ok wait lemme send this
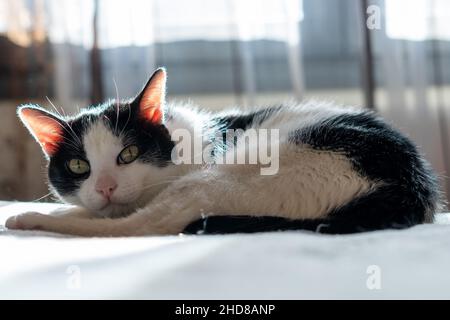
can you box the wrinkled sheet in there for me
[1,201,450,299]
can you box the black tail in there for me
[183,215,330,235]
[183,184,437,235]
[182,214,408,235]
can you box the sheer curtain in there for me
[97,0,305,107]
[0,0,304,108]
[1,0,449,202]
[372,0,450,199]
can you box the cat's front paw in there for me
[5,212,49,231]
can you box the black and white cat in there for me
[6,68,441,236]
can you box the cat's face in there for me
[18,68,175,217]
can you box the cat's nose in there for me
[95,175,118,199]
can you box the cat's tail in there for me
[183,183,440,235]
[183,215,334,234]
[182,213,416,235]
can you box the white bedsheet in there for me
[1,201,450,299]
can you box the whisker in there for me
[31,192,53,202]
[36,115,81,149]
[113,77,120,134]
[119,102,132,138]
[140,179,179,192]
[103,114,114,129]
[46,96,64,118]
[66,123,82,146]
[59,140,81,150]
[47,100,75,145]
[41,99,81,146]
[163,175,190,179]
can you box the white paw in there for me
[5,212,50,231]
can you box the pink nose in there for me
[95,175,117,198]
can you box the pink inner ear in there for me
[20,108,64,156]
[139,69,166,124]
[141,105,162,124]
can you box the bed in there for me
[1,201,450,299]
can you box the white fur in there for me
[7,101,375,236]
[75,121,180,218]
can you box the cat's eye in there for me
[67,159,90,175]
[118,145,139,164]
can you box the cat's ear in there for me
[135,67,166,124]
[17,105,65,157]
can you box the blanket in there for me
[1,201,450,299]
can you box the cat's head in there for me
[18,68,177,217]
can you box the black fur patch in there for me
[290,112,439,229]
[48,100,174,196]
[208,106,282,156]
[184,110,440,235]
[213,106,282,132]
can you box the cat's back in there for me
[210,101,440,222]
[210,100,367,133]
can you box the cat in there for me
[5,68,441,236]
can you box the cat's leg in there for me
[5,212,133,236]
[5,148,372,236]
[5,206,96,231]
[4,162,306,236]
[3,206,96,234]
[49,206,95,219]
[5,166,261,236]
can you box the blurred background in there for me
[0,0,449,205]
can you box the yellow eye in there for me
[118,145,139,164]
[68,159,90,175]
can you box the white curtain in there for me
[1,0,449,201]
[373,0,450,198]
[0,0,304,108]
